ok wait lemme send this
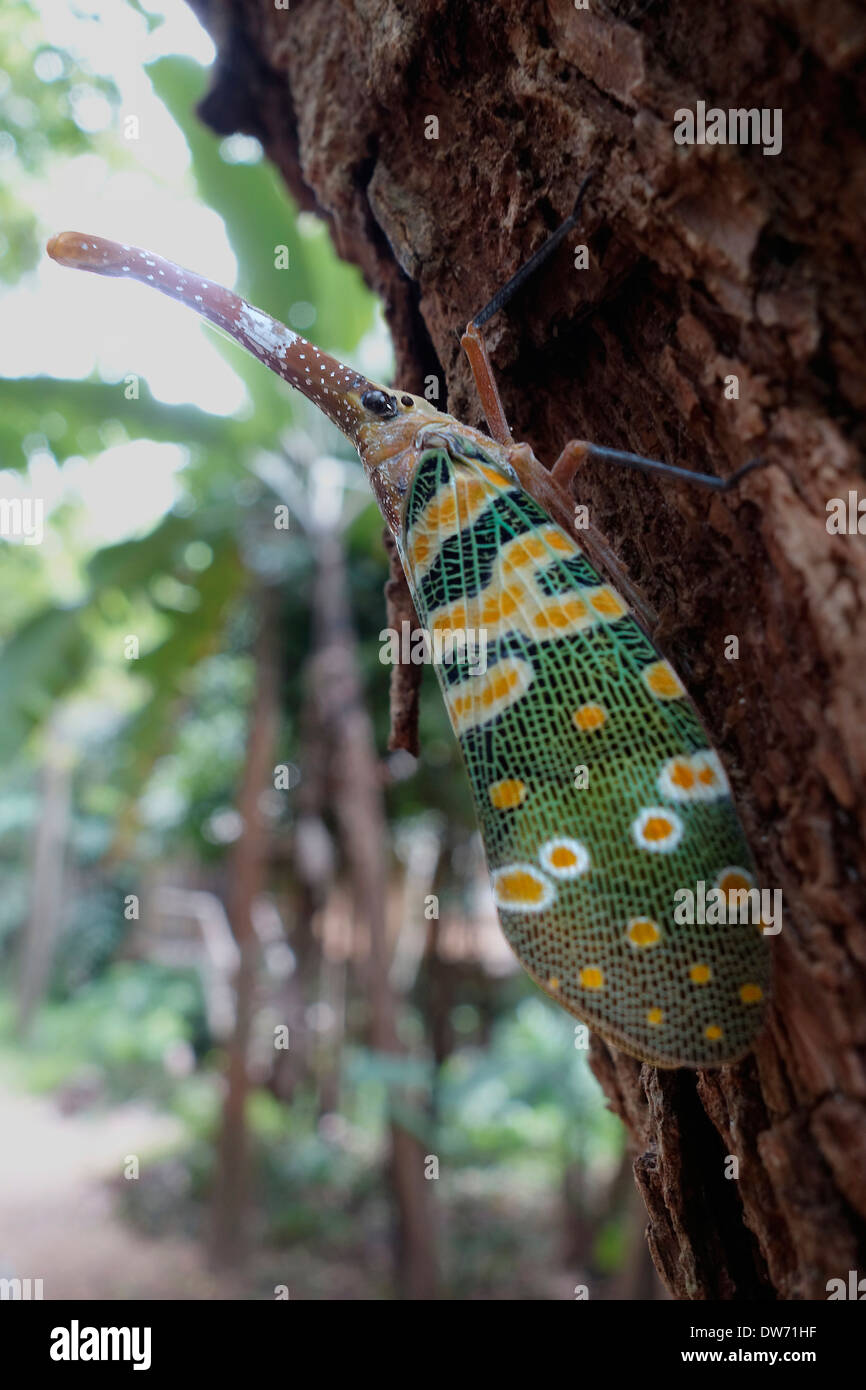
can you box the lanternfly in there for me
[47,196,769,1068]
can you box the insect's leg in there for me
[461,171,595,447]
[460,322,514,446]
[551,440,766,494]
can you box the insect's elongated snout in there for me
[47,230,466,534]
[46,231,385,446]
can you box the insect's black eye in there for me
[361,388,397,418]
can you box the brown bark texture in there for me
[189,0,866,1300]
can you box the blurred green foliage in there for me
[0,1,626,1300]
[0,963,207,1097]
[0,0,120,280]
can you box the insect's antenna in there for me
[460,172,596,445]
[472,170,595,330]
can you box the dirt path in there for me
[0,1075,240,1300]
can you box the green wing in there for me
[401,436,769,1068]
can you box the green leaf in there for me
[0,604,90,755]
[0,376,241,470]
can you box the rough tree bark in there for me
[189,0,866,1299]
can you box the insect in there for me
[47,191,769,1068]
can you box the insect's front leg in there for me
[460,321,514,447]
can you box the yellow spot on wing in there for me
[405,466,498,580]
[430,581,523,644]
[631,807,683,853]
[587,585,627,620]
[690,751,729,799]
[689,963,712,985]
[491,863,555,912]
[643,660,685,700]
[659,751,729,802]
[670,760,695,789]
[480,585,521,625]
[626,917,661,948]
[475,462,511,487]
[644,816,672,840]
[573,703,606,731]
[500,534,547,570]
[579,966,604,990]
[488,778,528,810]
[500,526,573,574]
[446,655,534,733]
[715,866,754,898]
[410,532,433,567]
[539,837,590,878]
[431,601,468,635]
[530,595,591,633]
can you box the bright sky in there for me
[1,0,387,549]
[0,0,232,545]
[4,1,239,402]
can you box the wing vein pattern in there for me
[401,437,769,1068]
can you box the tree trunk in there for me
[211,588,280,1266]
[17,734,71,1035]
[309,526,438,1300]
[190,0,866,1299]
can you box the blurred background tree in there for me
[0,0,638,1300]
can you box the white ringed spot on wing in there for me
[630,806,684,854]
[690,750,729,800]
[491,863,555,913]
[657,755,701,801]
[657,750,729,803]
[713,865,755,901]
[538,837,590,879]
